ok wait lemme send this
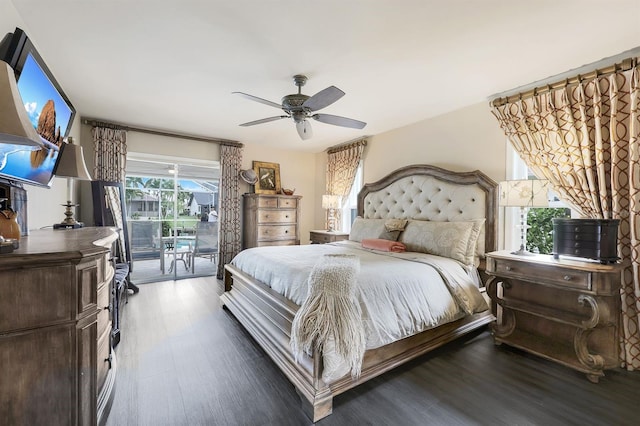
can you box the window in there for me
[339,161,363,233]
[506,142,571,254]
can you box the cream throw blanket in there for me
[290,254,365,378]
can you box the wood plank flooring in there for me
[106,278,639,426]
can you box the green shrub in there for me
[526,208,571,254]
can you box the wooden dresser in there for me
[0,227,118,425]
[243,193,302,248]
[485,251,621,383]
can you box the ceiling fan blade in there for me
[232,92,282,109]
[302,86,345,111]
[239,116,288,127]
[296,120,313,140]
[312,113,366,129]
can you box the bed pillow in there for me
[349,218,387,242]
[466,219,486,265]
[398,220,476,264]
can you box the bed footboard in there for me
[222,264,494,422]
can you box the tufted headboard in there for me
[357,164,498,256]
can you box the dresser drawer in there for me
[493,259,592,291]
[278,197,298,209]
[257,224,296,240]
[257,197,278,208]
[258,209,297,224]
[97,327,111,390]
[256,239,297,247]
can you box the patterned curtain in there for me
[326,139,367,230]
[491,64,640,370]
[216,143,243,279]
[91,125,127,183]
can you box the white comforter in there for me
[230,241,488,381]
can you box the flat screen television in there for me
[0,27,76,187]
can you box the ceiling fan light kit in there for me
[233,74,366,140]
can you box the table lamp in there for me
[499,179,549,255]
[53,139,92,229]
[322,194,341,232]
[0,61,44,147]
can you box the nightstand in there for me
[485,251,621,383]
[309,230,349,244]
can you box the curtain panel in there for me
[216,143,243,278]
[491,65,640,370]
[326,139,366,230]
[91,126,128,183]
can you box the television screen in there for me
[0,28,75,187]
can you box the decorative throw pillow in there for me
[384,218,408,232]
[348,217,387,242]
[398,220,476,264]
[378,218,408,241]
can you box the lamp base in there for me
[54,222,84,230]
[510,245,536,256]
[53,201,83,230]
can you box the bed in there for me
[221,164,498,421]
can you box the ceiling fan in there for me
[233,74,366,140]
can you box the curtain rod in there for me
[326,137,368,154]
[489,46,640,106]
[82,117,243,147]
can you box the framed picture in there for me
[253,161,281,194]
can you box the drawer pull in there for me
[563,275,572,281]
[285,230,289,233]
[505,266,512,271]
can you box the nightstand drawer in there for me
[313,233,334,243]
[493,259,592,291]
[309,231,349,244]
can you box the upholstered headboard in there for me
[357,164,498,256]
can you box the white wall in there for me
[313,102,508,231]
[242,142,317,244]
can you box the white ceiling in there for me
[10,0,640,153]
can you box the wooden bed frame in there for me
[222,164,498,421]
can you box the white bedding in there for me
[230,240,489,381]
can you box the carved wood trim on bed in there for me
[222,164,498,422]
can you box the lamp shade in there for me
[322,194,341,209]
[0,61,44,147]
[499,179,549,208]
[55,143,92,180]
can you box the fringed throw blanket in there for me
[290,254,365,378]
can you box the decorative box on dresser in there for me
[243,193,302,248]
[485,251,621,383]
[0,227,119,426]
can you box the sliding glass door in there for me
[125,155,219,283]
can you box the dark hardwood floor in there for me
[106,278,639,426]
